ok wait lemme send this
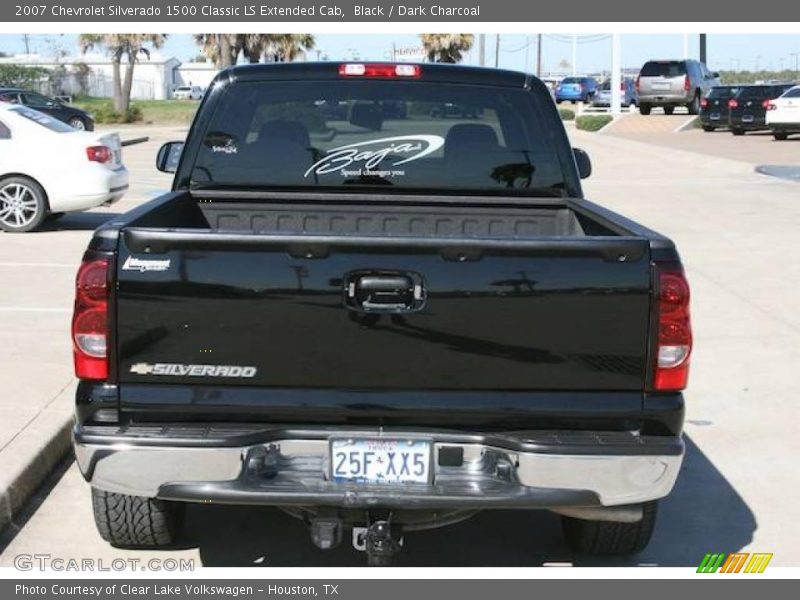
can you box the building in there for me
[0,52,220,100]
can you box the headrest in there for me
[257,120,310,149]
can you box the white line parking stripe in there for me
[0,263,76,268]
[0,307,71,313]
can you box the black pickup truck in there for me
[72,63,691,564]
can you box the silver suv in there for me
[636,59,720,115]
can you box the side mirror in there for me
[573,147,592,179]
[156,141,184,173]
[712,72,720,79]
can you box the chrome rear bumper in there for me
[74,424,683,510]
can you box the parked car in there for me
[728,83,796,135]
[172,85,204,100]
[555,77,599,103]
[72,62,691,564]
[0,103,127,232]
[699,85,744,131]
[591,78,638,108]
[0,87,95,130]
[766,85,800,140]
[636,59,720,115]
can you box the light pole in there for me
[791,53,799,79]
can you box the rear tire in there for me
[687,93,701,115]
[732,128,745,136]
[561,501,658,555]
[664,106,675,115]
[91,488,184,548]
[68,117,87,130]
[639,104,652,115]
[0,176,48,233]
[773,131,788,141]
[702,125,715,132]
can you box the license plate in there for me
[652,82,670,90]
[330,438,431,484]
[742,114,754,122]
[710,113,720,120]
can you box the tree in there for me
[241,34,315,63]
[78,34,167,112]
[193,34,237,68]
[419,34,474,64]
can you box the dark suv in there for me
[728,83,796,135]
[636,60,720,115]
[699,85,744,131]
[0,88,94,130]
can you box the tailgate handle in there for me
[344,271,426,313]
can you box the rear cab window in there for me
[783,87,800,98]
[641,61,686,77]
[0,120,10,139]
[192,78,567,195]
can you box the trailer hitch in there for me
[351,519,404,566]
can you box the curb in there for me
[0,412,73,534]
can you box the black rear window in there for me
[737,86,770,99]
[708,86,741,99]
[640,61,686,77]
[192,79,566,194]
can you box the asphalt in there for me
[1,123,799,567]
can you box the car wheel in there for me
[702,125,715,132]
[92,488,184,548]
[687,93,701,115]
[555,100,562,104]
[639,104,652,115]
[773,131,789,141]
[732,128,745,136]
[68,117,87,130]
[570,100,577,105]
[562,501,658,555]
[664,106,675,115]
[0,176,48,233]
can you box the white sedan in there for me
[766,85,800,141]
[172,86,203,100]
[0,103,128,232]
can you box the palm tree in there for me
[420,34,474,64]
[193,34,238,68]
[79,34,167,112]
[243,34,316,63]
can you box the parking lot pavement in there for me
[2,126,800,566]
[0,128,178,533]
[601,112,695,135]
[604,120,800,166]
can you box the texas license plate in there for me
[652,82,670,90]
[710,113,720,120]
[742,114,754,122]
[330,438,431,484]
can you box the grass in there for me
[558,108,576,121]
[72,97,199,125]
[575,114,614,132]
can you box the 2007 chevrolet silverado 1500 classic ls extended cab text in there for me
[71,63,692,564]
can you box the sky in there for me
[2,33,799,74]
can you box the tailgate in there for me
[113,230,653,393]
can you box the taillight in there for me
[338,63,420,78]
[700,98,709,108]
[86,145,113,163]
[728,98,739,109]
[635,75,640,92]
[72,257,109,380]
[764,99,776,110]
[684,75,691,92]
[653,263,692,391]
[620,81,625,91]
